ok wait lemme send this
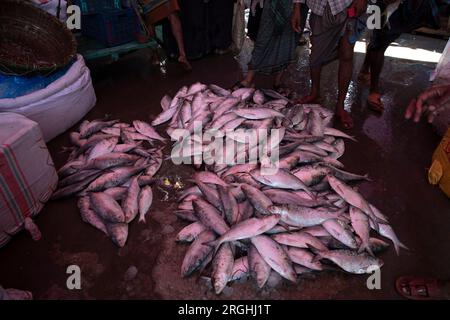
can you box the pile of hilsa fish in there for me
[52,119,165,247]
[151,83,408,294]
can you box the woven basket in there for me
[0,0,77,76]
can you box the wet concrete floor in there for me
[0,34,449,299]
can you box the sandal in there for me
[367,92,385,113]
[396,276,446,300]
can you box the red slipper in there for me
[396,276,445,300]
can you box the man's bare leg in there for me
[168,13,192,70]
[367,46,388,112]
[297,66,321,103]
[236,70,256,88]
[358,49,372,84]
[335,34,355,129]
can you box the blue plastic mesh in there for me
[0,60,73,99]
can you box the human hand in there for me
[405,85,450,123]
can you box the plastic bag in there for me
[429,128,450,197]
[0,55,96,142]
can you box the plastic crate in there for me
[73,0,121,14]
[81,9,139,47]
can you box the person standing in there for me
[291,0,368,129]
[233,0,300,93]
[359,0,440,113]
[141,0,192,70]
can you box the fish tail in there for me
[371,218,380,233]
[138,215,146,224]
[393,240,409,256]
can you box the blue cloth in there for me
[0,62,73,99]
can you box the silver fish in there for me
[251,169,313,195]
[322,219,358,250]
[315,250,384,274]
[350,206,374,255]
[272,231,328,251]
[138,186,153,223]
[181,230,216,277]
[248,244,271,288]
[133,120,166,141]
[78,197,108,234]
[240,184,273,215]
[123,177,140,223]
[210,215,281,251]
[90,192,125,223]
[176,222,207,243]
[287,248,323,271]
[192,198,230,235]
[269,204,345,228]
[106,222,128,247]
[251,235,296,282]
[211,243,234,294]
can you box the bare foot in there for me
[367,92,384,113]
[335,108,354,129]
[178,56,192,72]
[295,93,319,104]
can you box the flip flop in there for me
[367,93,384,113]
[396,276,445,300]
